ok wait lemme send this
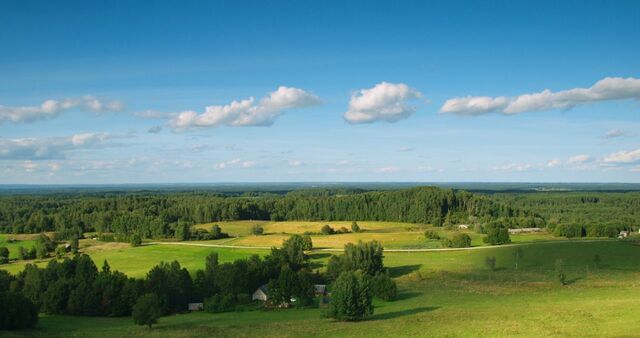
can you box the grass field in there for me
[0,234,36,260]
[2,240,639,337]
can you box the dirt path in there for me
[149,238,617,253]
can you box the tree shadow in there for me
[393,291,422,301]
[388,264,422,278]
[565,276,584,285]
[308,252,332,260]
[370,306,440,321]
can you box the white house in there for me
[252,285,269,301]
[188,303,203,311]
[458,224,469,230]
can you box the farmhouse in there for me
[188,302,203,311]
[252,284,269,301]
[458,224,469,229]
[314,284,327,296]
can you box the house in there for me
[313,284,327,296]
[188,303,203,311]
[619,230,630,239]
[252,284,269,301]
[458,224,469,230]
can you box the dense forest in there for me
[0,186,638,239]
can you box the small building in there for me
[188,303,203,311]
[458,224,469,230]
[252,284,269,301]
[619,231,630,239]
[313,284,327,296]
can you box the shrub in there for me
[351,221,360,233]
[484,227,511,245]
[424,230,440,240]
[130,234,142,247]
[441,233,472,248]
[326,271,373,321]
[252,225,264,236]
[321,224,335,235]
[0,247,8,264]
[485,256,496,271]
[55,245,67,258]
[204,293,235,313]
[370,273,397,301]
[133,294,162,328]
[554,259,567,285]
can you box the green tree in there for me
[251,225,264,236]
[70,236,79,254]
[326,271,373,321]
[351,221,360,233]
[424,230,440,240]
[174,222,190,241]
[555,259,567,285]
[321,224,335,235]
[370,273,397,301]
[0,291,39,330]
[485,256,496,271]
[132,293,161,328]
[513,247,524,269]
[130,234,142,247]
[484,227,511,245]
[55,245,67,259]
[0,247,8,264]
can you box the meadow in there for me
[1,239,639,337]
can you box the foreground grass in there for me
[2,241,639,337]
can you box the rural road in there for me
[149,239,617,253]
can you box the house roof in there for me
[258,284,269,293]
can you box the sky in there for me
[1,0,639,184]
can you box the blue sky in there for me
[1,0,639,183]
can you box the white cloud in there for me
[568,154,592,165]
[375,167,399,173]
[213,158,256,170]
[288,160,303,167]
[0,132,129,160]
[344,82,422,124]
[602,148,640,164]
[491,163,536,172]
[441,77,640,116]
[22,161,38,172]
[546,158,562,168]
[169,86,320,130]
[0,96,124,124]
[603,129,627,139]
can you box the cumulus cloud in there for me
[602,148,640,164]
[213,158,256,170]
[0,132,128,160]
[603,129,627,139]
[441,77,640,115]
[546,158,562,168]
[0,96,124,124]
[169,86,321,130]
[344,82,422,124]
[567,154,592,165]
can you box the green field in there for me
[2,240,640,337]
[2,223,639,337]
[0,234,36,260]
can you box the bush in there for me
[326,271,373,321]
[483,227,511,245]
[204,293,235,313]
[351,221,360,233]
[424,230,440,240]
[133,293,162,328]
[485,256,496,271]
[0,247,8,264]
[321,224,335,235]
[252,225,264,236]
[555,259,567,285]
[441,233,472,248]
[370,273,397,301]
[130,234,142,247]
[55,245,67,258]
[553,224,584,238]
[0,291,39,329]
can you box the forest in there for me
[0,186,638,240]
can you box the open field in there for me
[2,240,639,337]
[0,234,36,260]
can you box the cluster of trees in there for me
[440,233,472,248]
